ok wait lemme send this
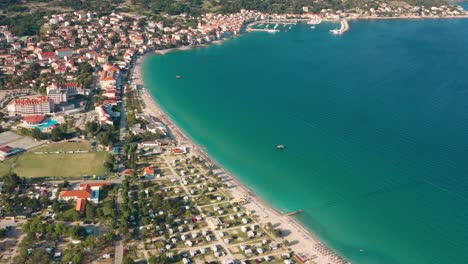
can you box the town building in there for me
[7,96,54,116]
[0,146,16,160]
[59,182,111,211]
[22,114,46,125]
[55,48,73,58]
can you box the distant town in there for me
[0,2,467,264]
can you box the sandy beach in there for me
[132,53,349,264]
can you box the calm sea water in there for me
[143,19,468,264]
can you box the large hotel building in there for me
[7,96,54,115]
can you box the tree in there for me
[85,202,95,220]
[148,253,170,264]
[0,228,7,239]
[50,126,65,141]
[24,248,50,264]
[2,172,21,193]
[31,128,45,140]
[72,249,84,264]
[104,153,115,172]
[272,228,282,238]
[122,256,135,264]
[69,224,85,239]
[85,120,99,134]
[97,130,114,146]
[104,161,113,172]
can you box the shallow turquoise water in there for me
[33,119,58,131]
[143,19,468,264]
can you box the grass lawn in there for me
[33,141,93,152]
[0,149,107,178]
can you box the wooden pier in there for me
[283,209,303,217]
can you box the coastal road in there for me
[119,97,127,142]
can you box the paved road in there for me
[119,98,127,142]
[8,233,25,263]
[114,189,124,264]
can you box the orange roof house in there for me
[76,198,86,213]
[22,114,46,124]
[143,166,155,177]
[59,189,92,200]
[171,146,187,154]
[59,182,112,210]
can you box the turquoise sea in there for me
[143,18,468,264]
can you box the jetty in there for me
[283,209,303,217]
[330,19,349,35]
[246,28,279,33]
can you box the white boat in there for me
[307,18,322,25]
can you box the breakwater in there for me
[330,20,349,35]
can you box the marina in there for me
[246,17,351,34]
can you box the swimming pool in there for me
[32,119,59,131]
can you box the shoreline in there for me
[129,15,468,262]
[133,51,349,263]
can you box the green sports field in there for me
[0,141,107,178]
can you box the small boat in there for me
[277,144,285,150]
[307,18,322,25]
[176,75,182,79]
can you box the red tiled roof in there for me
[59,190,91,199]
[0,146,13,153]
[76,198,86,212]
[39,51,56,59]
[172,148,185,154]
[144,166,154,175]
[10,96,50,106]
[22,114,45,124]
[123,169,133,175]
[61,81,81,89]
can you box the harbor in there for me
[245,17,352,35]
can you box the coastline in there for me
[130,15,468,263]
[132,54,349,263]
